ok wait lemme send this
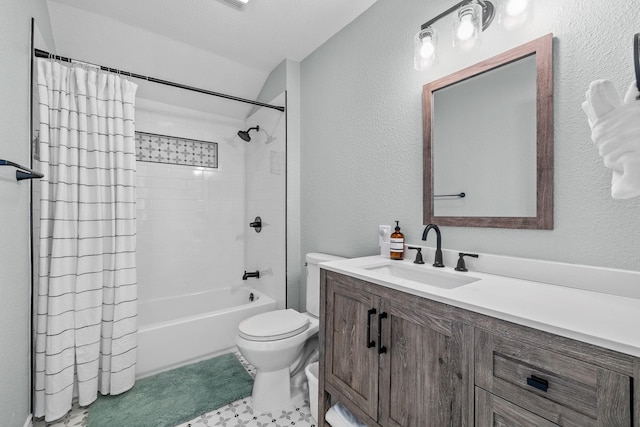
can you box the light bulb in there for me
[453,2,481,48]
[456,15,475,41]
[500,0,531,30]
[414,27,438,70]
[420,37,436,59]
[506,0,528,16]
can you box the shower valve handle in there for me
[249,216,262,232]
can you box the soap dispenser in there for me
[390,221,404,260]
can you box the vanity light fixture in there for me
[414,0,531,71]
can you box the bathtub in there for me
[136,287,276,378]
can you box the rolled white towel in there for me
[325,407,349,427]
[582,79,621,126]
[591,101,640,198]
[325,402,368,427]
[583,79,640,199]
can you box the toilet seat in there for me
[238,309,310,342]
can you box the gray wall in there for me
[0,1,54,425]
[300,0,640,272]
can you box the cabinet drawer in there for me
[476,387,558,427]
[475,329,631,426]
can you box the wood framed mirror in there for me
[423,33,553,229]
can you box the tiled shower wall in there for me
[245,93,287,309]
[135,99,248,303]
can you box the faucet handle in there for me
[455,252,479,272]
[407,247,425,264]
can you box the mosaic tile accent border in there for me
[135,131,218,168]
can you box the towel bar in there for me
[0,159,44,181]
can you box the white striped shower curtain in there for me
[34,58,139,422]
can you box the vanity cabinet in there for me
[319,270,639,427]
[320,271,472,427]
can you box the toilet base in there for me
[235,312,321,413]
[251,368,303,412]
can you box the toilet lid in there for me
[238,309,309,341]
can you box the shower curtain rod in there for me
[34,48,285,112]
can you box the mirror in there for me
[423,34,553,229]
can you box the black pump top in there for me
[395,220,400,231]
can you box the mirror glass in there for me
[423,34,553,229]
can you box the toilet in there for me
[235,253,344,412]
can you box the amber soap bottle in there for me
[390,221,404,260]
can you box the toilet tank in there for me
[305,253,345,317]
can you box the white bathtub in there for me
[136,287,276,378]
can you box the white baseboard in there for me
[23,414,33,427]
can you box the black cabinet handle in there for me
[526,375,549,392]
[366,308,376,348]
[377,312,388,354]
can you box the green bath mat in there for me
[88,353,253,427]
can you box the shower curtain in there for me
[34,58,138,422]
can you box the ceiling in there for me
[45,0,379,119]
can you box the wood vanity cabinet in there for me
[319,270,639,427]
[319,270,472,427]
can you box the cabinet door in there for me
[378,298,471,427]
[476,387,559,427]
[324,277,380,420]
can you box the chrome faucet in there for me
[243,270,260,280]
[421,224,444,267]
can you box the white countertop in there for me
[321,255,640,358]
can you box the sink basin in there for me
[362,262,480,289]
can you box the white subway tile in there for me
[187,180,204,190]
[170,188,204,201]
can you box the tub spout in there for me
[243,270,260,280]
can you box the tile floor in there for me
[34,351,317,427]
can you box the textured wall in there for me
[0,2,54,425]
[300,0,640,272]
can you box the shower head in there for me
[237,126,259,142]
